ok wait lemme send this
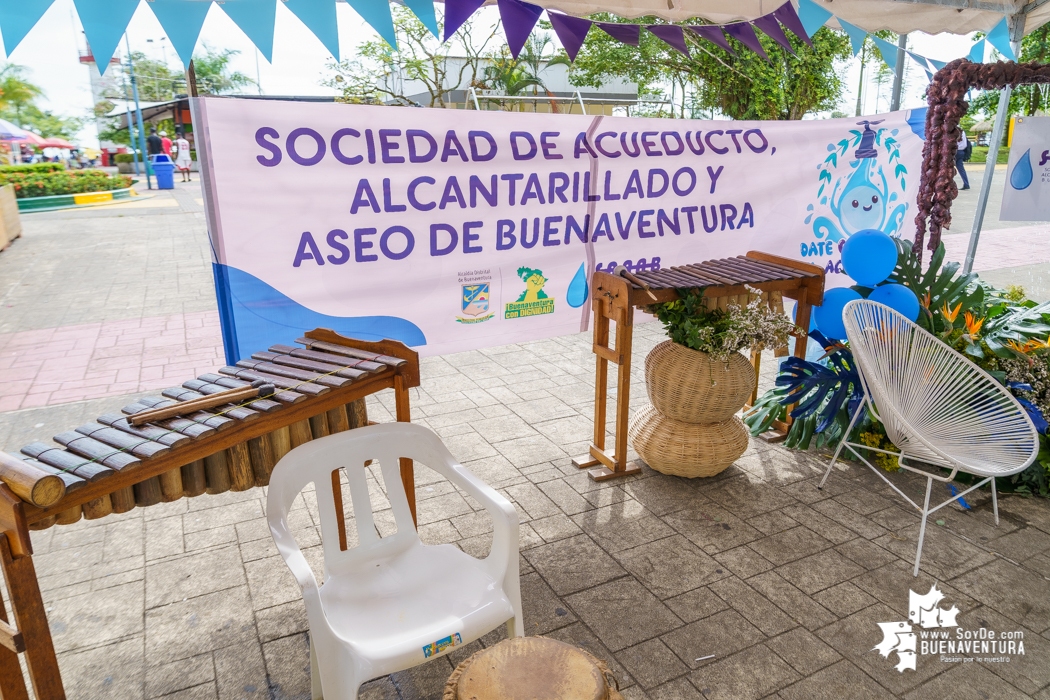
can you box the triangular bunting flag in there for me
[548,12,592,62]
[773,2,812,47]
[403,0,439,38]
[220,0,277,63]
[0,0,55,57]
[986,17,1016,61]
[837,19,867,57]
[647,25,689,57]
[796,0,832,38]
[345,0,398,50]
[870,35,900,72]
[148,0,213,68]
[968,38,985,64]
[73,0,140,74]
[689,25,735,55]
[752,14,796,55]
[283,0,340,59]
[724,22,768,61]
[906,50,933,80]
[444,0,485,40]
[597,22,640,46]
[498,0,542,58]
[927,58,946,71]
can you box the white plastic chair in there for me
[266,423,523,699]
[820,299,1039,576]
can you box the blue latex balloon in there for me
[813,287,862,340]
[841,229,898,287]
[869,283,920,321]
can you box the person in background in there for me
[174,131,192,182]
[147,128,163,157]
[160,130,173,157]
[956,131,971,190]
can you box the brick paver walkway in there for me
[1,179,1049,699]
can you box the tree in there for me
[0,64,44,124]
[323,6,499,107]
[967,26,1049,119]
[191,46,255,95]
[475,36,571,111]
[568,16,852,120]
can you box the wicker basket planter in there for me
[629,404,749,478]
[644,340,755,423]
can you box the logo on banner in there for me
[805,120,911,275]
[873,584,1024,673]
[505,266,554,319]
[457,269,494,324]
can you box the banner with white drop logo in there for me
[1001,116,1050,222]
[192,97,925,361]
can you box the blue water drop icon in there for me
[1010,149,1034,190]
[566,262,589,308]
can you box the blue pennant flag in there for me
[219,0,277,63]
[869,35,899,72]
[73,0,140,74]
[345,0,398,50]
[907,50,934,80]
[148,0,213,68]
[986,17,1016,61]
[0,0,55,57]
[284,0,341,59]
[837,19,867,57]
[402,0,439,38]
[927,57,946,71]
[796,0,832,37]
[968,38,985,63]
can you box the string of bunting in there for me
[0,0,1020,76]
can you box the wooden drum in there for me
[444,637,624,700]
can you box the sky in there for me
[1,0,981,146]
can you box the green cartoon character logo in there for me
[505,266,555,319]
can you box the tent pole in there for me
[963,15,1024,274]
[890,34,907,111]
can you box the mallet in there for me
[129,379,276,426]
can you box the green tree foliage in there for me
[967,26,1049,119]
[191,47,255,95]
[567,16,852,120]
[0,63,84,139]
[476,36,571,111]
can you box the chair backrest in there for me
[267,423,455,578]
[842,299,1038,473]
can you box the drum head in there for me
[453,637,610,700]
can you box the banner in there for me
[194,98,926,361]
[1001,116,1050,222]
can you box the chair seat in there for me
[892,423,1034,477]
[319,542,515,664]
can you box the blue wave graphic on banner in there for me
[213,263,426,364]
[907,107,927,141]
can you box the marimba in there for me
[0,328,420,700]
[573,251,825,481]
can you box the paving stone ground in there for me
[1,180,1050,699]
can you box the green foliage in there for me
[887,238,983,335]
[567,19,851,120]
[0,162,64,173]
[113,153,135,164]
[967,26,1050,119]
[476,36,571,110]
[969,146,1010,164]
[0,170,132,198]
[0,63,84,140]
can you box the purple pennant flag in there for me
[689,25,735,55]
[444,0,486,41]
[752,14,796,55]
[773,1,813,47]
[498,0,543,58]
[647,25,690,57]
[597,22,641,46]
[724,22,769,61]
[548,12,593,62]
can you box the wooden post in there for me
[0,594,29,700]
[394,374,416,526]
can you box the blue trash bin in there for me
[150,154,175,189]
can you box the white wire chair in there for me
[819,299,1039,576]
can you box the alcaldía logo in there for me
[504,266,555,319]
[456,269,494,324]
[874,584,1025,673]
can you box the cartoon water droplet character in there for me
[566,262,589,308]
[1010,149,1034,190]
[854,120,884,159]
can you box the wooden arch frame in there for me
[914,58,1050,258]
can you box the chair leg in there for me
[913,476,934,577]
[819,402,865,490]
[991,477,999,526]
[311,637,323,700]
[507,613,524,639]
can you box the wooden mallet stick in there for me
[615,265,658,301]
[129,380,275,426]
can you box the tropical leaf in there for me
[888,239,983,333]
[775,344,864,434]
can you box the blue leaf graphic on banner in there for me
[567,262,589,308]
[1010,149,1033,190]
[213,263,425,364]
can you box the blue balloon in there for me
[869,283,920,321]
[813,287,862,340]
[841,229,898,287]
